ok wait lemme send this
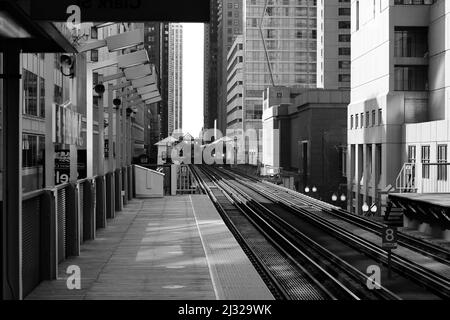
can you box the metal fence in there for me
[396,162,450,193]
[176,165,199,194]
[20,165,135,298]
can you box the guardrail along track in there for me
[206,166,448,299]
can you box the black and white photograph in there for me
[0,0,449,313]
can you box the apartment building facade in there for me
[316,0,351,89]
[226,35,245,135]
[217,0,245,133]
[347,0,446,215]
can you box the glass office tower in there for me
[242,0,318,163]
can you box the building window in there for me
[339,61,350,69]
[366,111,370,127]
[339,21,350,29]
[421,145,430,179]
[339,47,351,56]
[22,134,44,169]
[408,145,416,163]
[360,113,364,128]
[394,65,428,91]
[54,85,63,104]
[437,144,448,181]
[91,26,98,39]
[39,77,45,117]
[339,8,351,15]
[378,109,383,125]
[356,1,360,31]
[23,69,38,116]
[339,34,351,42]
[355,114,359,128]
[350,115,354,129]
[339,74,351,82]
[394,0,435,4]
[371,110,376,126]
[394,27,428,57]
[91,49,99,62]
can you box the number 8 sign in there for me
[382,226,398,249]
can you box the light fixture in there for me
[113,98,121,108]
[60,54,75,78]
[370,204,378,213]
[331,194,338,202]
[312,186,317,193]
[362,202,369,213]
[340,194,347,202]
[304,187,310,193]
[94,84,105,94]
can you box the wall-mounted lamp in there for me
[60,54,75,78]
[113,98,122,109]
[94,84,106,95]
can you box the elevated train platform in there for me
[389,193,450,242]
[26,196,274,300]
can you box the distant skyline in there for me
[182,23,204,138]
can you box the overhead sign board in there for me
[30,0,210,22]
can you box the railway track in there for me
[210,166,449,299]
[228,167,450,266]
[191,165,404,300]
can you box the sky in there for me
[182,23,204,138]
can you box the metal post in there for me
[2,47,22,299]
[108,86,114,172]
[387,249,392,279]
[86,64,94,178]
[97,77,105,177]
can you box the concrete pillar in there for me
[362,143,368,205]
[115,97,121,169]
[346,144,353,212]
[2,47,22,300]
[355,144,362,214]
[86,64,94,178]
[97,78,105,177]
[107,87,114,172]
[44,55,55,188]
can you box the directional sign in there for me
[382,226,398,249]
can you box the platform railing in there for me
[395,163,417,193]
[176,165,198,194]
[20,165,136,298]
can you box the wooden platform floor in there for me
[26,196,273,300]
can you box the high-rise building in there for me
[347,0,447,215]
[217,0,244,133]
[204,0,219,131]
[316,0,351,89]
[168,24,183,135]
[144,22,170,161]
[226,35,244,134]
[234,0,318,164]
